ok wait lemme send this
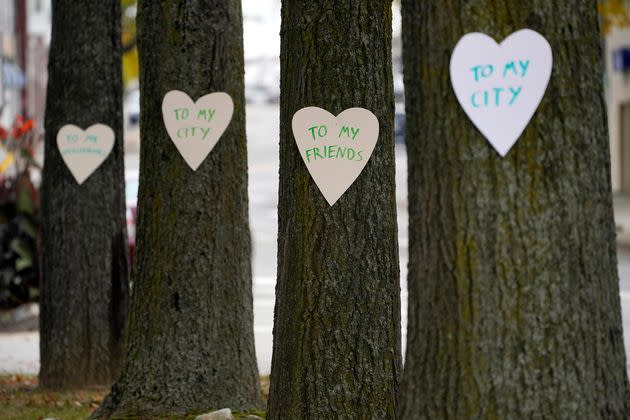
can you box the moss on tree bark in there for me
[40,0,129,389]
[267,1,401,419]
[93,0,262,417]
[399,1,630,418]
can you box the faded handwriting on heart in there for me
[449,29,553,156]
[57,124,114,184]
[292,107,379,206]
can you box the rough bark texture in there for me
[93,0,262,417]
[267,2,401,419]
[40,0,129,389]
[399,1,630,419]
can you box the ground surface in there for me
[0,374,106,420]
[0,375,269,419]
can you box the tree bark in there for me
[267,2,401,419]
[399,1,630,418]
[40,0,129,389]
[93,0,262,417]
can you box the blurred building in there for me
[608,26,630,193]
[25,0,51,133]
[0,0,50,131]
[0,1,24,127]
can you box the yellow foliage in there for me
[121,0,138,87]
[0,152,14,174]
[122,47,139,87]
[599,0,630,34]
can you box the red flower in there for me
[19,119,34,135]
[10,116,35,139]
[23,119,34,132]
[0,127,7,140]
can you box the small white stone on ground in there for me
[195,408,233,420]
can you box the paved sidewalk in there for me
[0,332,38,374]
[2,260,630,375]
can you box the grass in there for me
[0,374,105,419]
[0,375,269,420]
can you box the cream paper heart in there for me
[449,29,553,156]
[292,107,379,206]
[162,90,234,170]
[57,124,114,184]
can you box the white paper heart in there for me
[449,29,553,156]
[57,124,114,184]
[162,90,234,170]
[292,107,379,206]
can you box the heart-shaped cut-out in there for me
[292,107,379,206]
[162,90,234,170]
[57,124,114,184]
[449,29,553,156]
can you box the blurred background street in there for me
[2,0,630,380]
[4,103,630,377]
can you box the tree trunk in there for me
[93,0,262,417]
[40,0,129,389]
[267,2,401,419]
[399,1,630,418]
